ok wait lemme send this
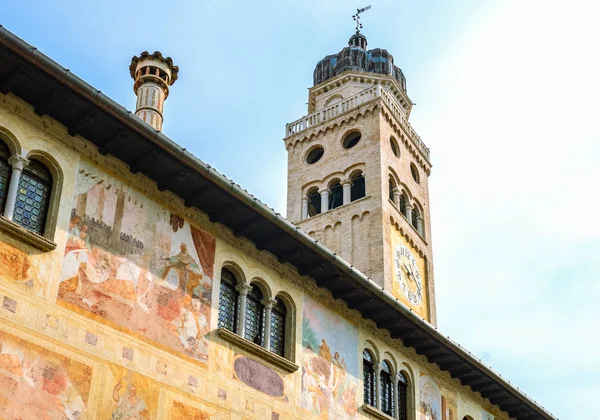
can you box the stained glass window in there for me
[0,141,11,212]
[244,284,264,345]
[13,159,51,235]
[363,349,375,407]
[218,269,239,332]
[270,298,287,357]
[398,371,408,420]
[380,360,394,416]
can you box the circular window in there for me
[390,136,399,157]
[342,132,361,149]
[410,163,420,183]
[306,147,324,164]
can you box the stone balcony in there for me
[285,85,430,162]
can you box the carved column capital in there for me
[8,154,29,171]
[261,297,278,309]
[235,283,252,296]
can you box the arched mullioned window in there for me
[269,297,287,357]
[329,180,343,210]
[412,204,424,236]
[400,191,407,216]
[398,371,408,420]
[389,176,396,202]
[245,284,265,345]
[0,140,11,211]
[380,360,394,416]
[307,187,321,217]
[13,158,52,235]
[351,172,365,201]
[218,268,239,332]
[363,349,376,407]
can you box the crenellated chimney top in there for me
[130,51,178,131]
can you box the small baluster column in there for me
[342,180,352,205]
[301,196,309,220]
[320,188,329,213]
[392,188,401,209]
[4,155,29,220]
[236,284,252,337]
[404,203,413,222]
[261,297,277,351]
[416,216,424,236]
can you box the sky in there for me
[3,0,600,417]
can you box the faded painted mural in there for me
[58,160,216,363]
[0,330,92,419]
[106,366,160,419]
[171,401,211,419]
[0,239,53,295]
[420,375,441,420]
[441,392,457,420]
[301,295,359,419]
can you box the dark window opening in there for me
[380,360,394,417]
[351,174,365,201]
[270,298,287,357]
[245,284,265,345]
[398,372,408,420]
[306,147,324,164]
[0,140,12,212]
[14,159,51,235]
[412,206,421,231]
[218,268,239,332]
[343,132,361,149]
[329,181,343,209]
[390,137,399,157]
[410,163,420,183]
[363,349,376,407]
[307,189,321,216]
[400,193,407,216]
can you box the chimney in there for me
[129,52,178,131]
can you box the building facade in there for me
[0,24,553,420]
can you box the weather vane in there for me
[352,5,371,34]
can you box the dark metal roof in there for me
[0,25,554,420]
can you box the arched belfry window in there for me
[380,360,394,416]
[398,371,408,420]
[269,297,287,357]
[0,140,11,211]
[363,349,376,407]
[389,176,396,202]
[218,268,239,332]
[351,172,365,201]
[245,284,265,345]
[14,158,52,235]
[329,180,343,209]
[307,187,321,217]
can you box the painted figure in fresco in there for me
[0,340,86,420]
[171,295,209,359]
[157,243,204,295]
[112,378,149,420]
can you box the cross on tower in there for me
[352,5,371,34]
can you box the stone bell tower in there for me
[284,27,437,324]
[129,51,179,131]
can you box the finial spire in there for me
[352,5,371,34]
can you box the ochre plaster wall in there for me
[0,92,507,419]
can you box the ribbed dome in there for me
[313,33,406,90]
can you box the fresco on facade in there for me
[0,330,92,419]
[301,295,359,419]
[107,367,158,419]
[0,239,51,295]
[441,393,457,420]
[58,161,216,363]
[171,400,212,419]
[420,375,441,420]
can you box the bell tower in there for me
[284,24,437,324]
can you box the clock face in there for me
[393,244,423,305]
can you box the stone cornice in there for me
[0,216,57,252]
